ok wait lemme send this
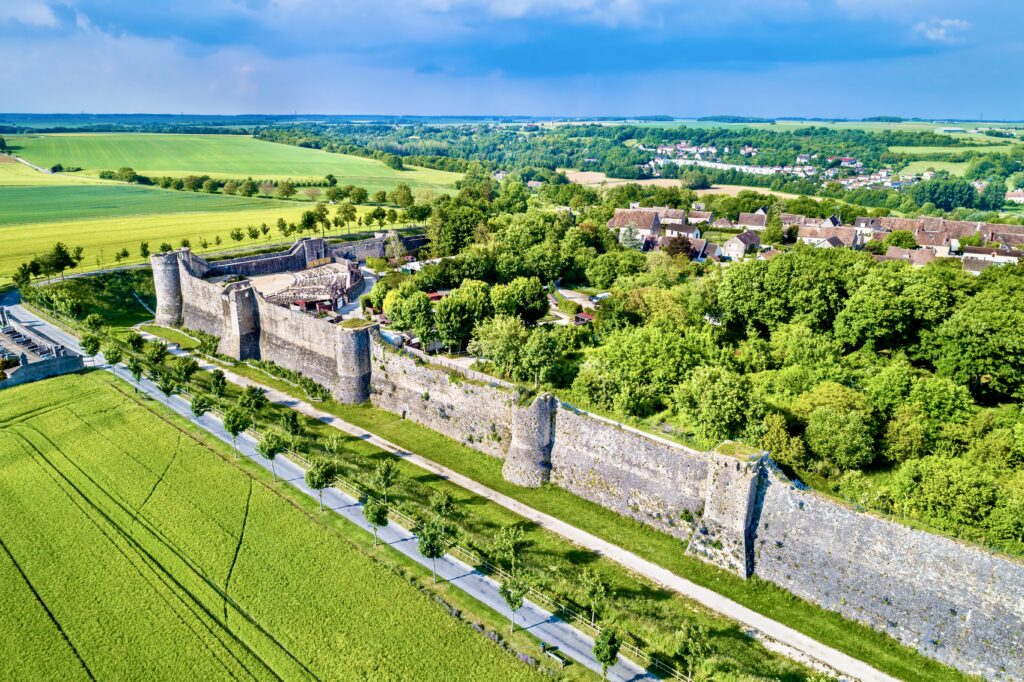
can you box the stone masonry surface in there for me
[754,465,1024,680]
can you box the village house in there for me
[652,207,687,225]
[881,247,937,267]
[736,207,768,230]
[722,230,761,260]
[1008,190,1024,204]
[797,225,860,248]
[663,223,701,240]
[607,208,662,240]
[687,210,713,224]
[815,236,846,249]
[959,245,1022,266]
[686,238,722,262]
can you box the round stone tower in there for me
[151,251,183,327]
[503,393,556,487]
[334,324,373,404]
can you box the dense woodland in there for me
[360,172,1024,557]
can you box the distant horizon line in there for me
[2,113,1023,125]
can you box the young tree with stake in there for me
[674,622,712,679]
[223,406,249,459]
[594,626,622,680]
[373,458,398,504]
[417,519,447,583]
[305,458,333,511]
[495,525,528,573]
[363,497,389,546]
[580,567,608,625]
[257,431,286,482]
[498,575,529,634]
[191,394,212,419]
[239,385,269,417]
[156,373,177,403]
[209,369,227,398]
[101,342,123,367]
[325,433,347,458]
[126,356,144,391]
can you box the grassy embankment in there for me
[0,372,545,682]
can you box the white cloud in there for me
[915,18,970,43]
[0,1,59,27]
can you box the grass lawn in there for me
[7,133,461,193]
[0,372,543,682]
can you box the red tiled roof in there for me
[737,212,767,228]
[607,208,660,230]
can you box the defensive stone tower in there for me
[334,325,373,404]
[151,251,183,327]
[503,393,556,487]
[685,454,764,576]
[218,283,261,360]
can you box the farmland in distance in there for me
[7,133,461,192]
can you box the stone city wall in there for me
[753,465,1024,680]
[549,406,708,542]
[256,296,370,403]
[369,341,516,459]
[206,240,316,277]
[0,354,84,390]
[178,269,226,337]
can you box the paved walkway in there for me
[4,289,896,682]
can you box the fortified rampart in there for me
[152,238,1024,680]
[0,308,84,390]
[152,238,375,403]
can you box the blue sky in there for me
[1,0,1021,118]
